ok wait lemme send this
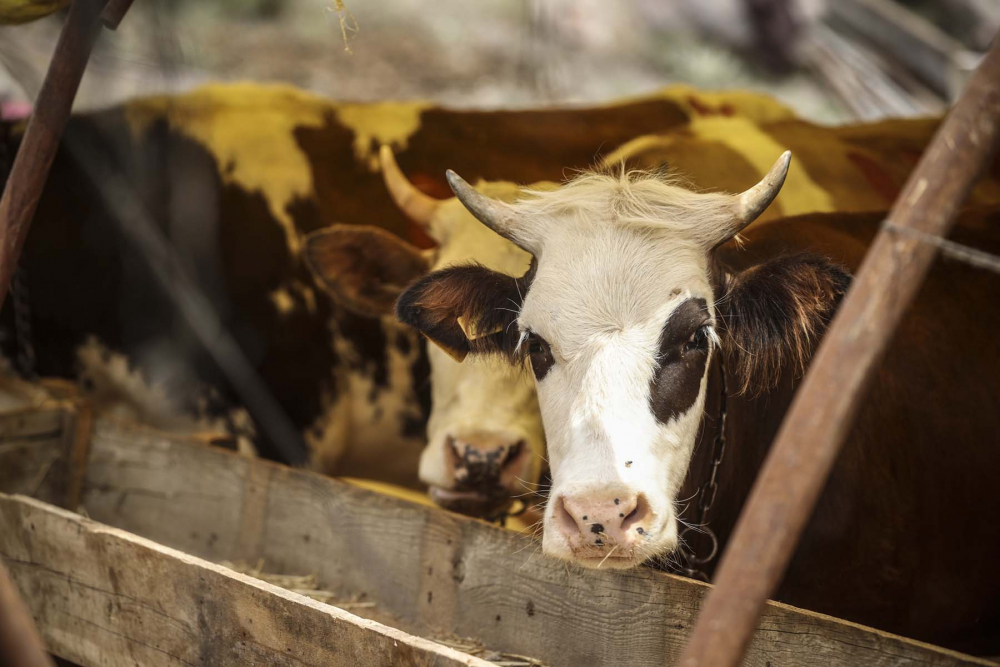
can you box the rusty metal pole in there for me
[677,34,1000,667]
[0,560,56,667]
[0,0,112,312]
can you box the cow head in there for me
[397,153,851,568]
[303,147,546,519]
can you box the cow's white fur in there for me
[504,169,733,566]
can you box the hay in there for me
[432,635,549,667]
[219,559,375,610]
[328,0,359,55]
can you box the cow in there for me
[322,113,1000,526]
[1,82,783,491]
[306,147,550,519]
[390,156,1000,653]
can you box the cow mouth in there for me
[573,554,640,569]
[568,547,642,569]
[429,485,513,519]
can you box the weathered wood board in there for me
[0,493,493,667]
[0,408,995,667]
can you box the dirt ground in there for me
[1,0,852,122]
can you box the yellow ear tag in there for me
[457,315,504,341]
[424,335,468,363]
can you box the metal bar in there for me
[677,31,1000,667]
[101,0,135,29]
[0,560,55,667]
[0,0,111,313]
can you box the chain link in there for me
[674,354,727,582]
[11,264,37,379]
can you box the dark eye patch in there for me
[649,297,711,425]
[526,331,555,381]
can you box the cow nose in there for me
[446,433,528,490]
[557,492,650,550]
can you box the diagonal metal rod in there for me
[0,560,55,667]
[0,0,112,312]
[677,31,1000,667]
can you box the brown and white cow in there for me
[393,157,1000,652]
[305,146,547,518]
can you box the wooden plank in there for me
[0,406,72,508]
[56,420,992,667]
[0,493,494,667]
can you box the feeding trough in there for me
[0,386,993,667]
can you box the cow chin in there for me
[428,485,514,519]
[418,429,540,520]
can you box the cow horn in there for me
[445,170,531,252]
[380,145,441,231]
[728,150,792,239]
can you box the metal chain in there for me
[672,354,727,582]
[10,264,37,379]
[884,221,1000,275]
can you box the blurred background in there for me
[1,0,997,124]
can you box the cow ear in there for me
[304,225,430,317]
[716,253,851,396]
[396,265,525,363]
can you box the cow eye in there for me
[526,332,555,380]
[684,325,711,353]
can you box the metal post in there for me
[0,0,112,312]
[677,32,1000,667]
[0,560,55,667]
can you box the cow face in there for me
[303,147,547,519]
[397,153,851,568]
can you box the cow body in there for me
[692,209,1000,652]
[0,103,430,483]
[395,157,1000,652]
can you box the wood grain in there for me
[0,411,992,666]
[0,493,493,667]
[39,417,993,667]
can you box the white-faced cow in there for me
[395,157,1000,653]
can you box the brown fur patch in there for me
[304,224,429,317]
[396,261,536,362]
[717,253,851,396]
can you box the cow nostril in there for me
[556,497,579,538]
[501,439,526,468]
[620,494,650,533]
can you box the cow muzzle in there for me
[547,487,657,568]
[428,431,530,518]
